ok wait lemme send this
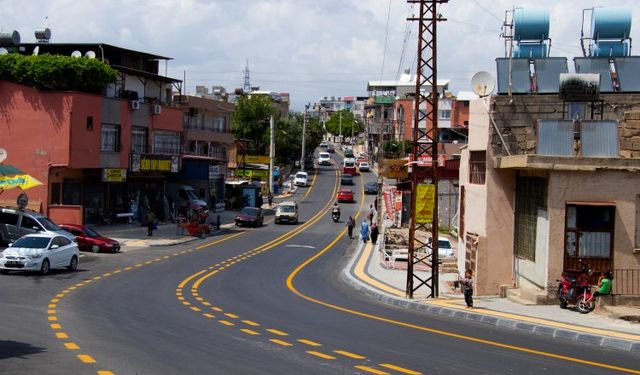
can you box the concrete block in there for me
[496,319,517,329]
[577,333,603,347]
[482,316,499,325]
[533,325,556,337]
[515,322,536,332]
[602,338,632,351]
[554,330,578,341]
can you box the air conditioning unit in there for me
[130,100,140,110]
[152,104,162,115]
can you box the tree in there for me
[324,110,364,141]
[231,95,279,155]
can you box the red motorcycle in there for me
[557,259,595,314]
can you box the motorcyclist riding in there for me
[332,202,341,222]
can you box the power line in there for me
[379,0,393,81]
[471,0,503,23]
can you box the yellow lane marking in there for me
[50,324,61,329]
[241,329,260,336]
[177,297,185,301]
[355,366,390,375]
[113,270,122,274]
[298,339,322,347]
[219,320,235,326]
[195,297,204,301]
[224,313,239,319]
[202,313,216,319]
[427,299,640,342]
[51,298,60,303]
[190,307,202,312]
[93,276,103,280]
[286,216,640,375]
[182,301,191,306]
[77,354,96,363]
[266,329,288,336]
[64,343,80,350]
[202,302,211,306]
[103,272,112,276]
[211,307,223,312]
[354,242,403,297]
[124,267,133,271]
[134,264,143,267]
[334,350,365,359]
[270,339,293,347]
[68,286,77,290]
[47,310,56,314]
[48,304,56,309]
[48,316,57,321]
[55,332,69,339]
[55,293,65,298]
[379,363,422,375]
[242,320,259,326]
[98,371,115,375]
[306,351,336,360]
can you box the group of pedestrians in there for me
[346,203,379,244]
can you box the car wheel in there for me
[40,259,50,275]
[67,256,78,272]
[91,245,100,253]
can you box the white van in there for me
[275,201,299,224]
[166,183,208,212]
[317,152,331,165]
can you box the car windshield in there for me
[319,153,329,158]
[296,173,306,179]
[38,217,62,231]
[13,236,50,249]
[438,240,452,249]
[241,207,259,216]
[360,163,369,167]
[365,182,376,187]
[344,161,355,167]
[279,205,295,213]
[85,227,101,238]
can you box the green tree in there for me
[324,110,364,140]
[231,95,279,155]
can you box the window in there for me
[0,212,18,225]
[101,124,120,152]
[86,116,93,130]
[469,151,486,185]
[438,110,451,120]
[152,131,180,155]
[565,204,614,258]
[62,181,82,205]
[131,127,148,154]
[20,216,39,230]
[514,176,547,261]
[212,117,226,133]
[50,183,61,205]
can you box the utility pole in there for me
[351,115,354,145]
[269,115,274,195]
[301,104,308,172]
[339,111,342,145]
[406,0,447,299]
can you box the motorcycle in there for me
[331,207,340,222]
[557,259,595,314]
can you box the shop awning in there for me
[0,165,24,175]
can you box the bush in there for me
[0,53,117,94]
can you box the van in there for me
[342,158,356,176]
[275,201,298,224]
[166,183,208,212]
[0,207,76,244]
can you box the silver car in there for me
[0,233,79,275]
[0,207,76,245]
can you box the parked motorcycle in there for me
[557,259,595,314]
[331,207,341,222]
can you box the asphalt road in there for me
[1,154,639,375]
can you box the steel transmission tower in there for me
[406,0,448,299]
[243,59,251,93]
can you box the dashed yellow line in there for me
[55,332,69,339]
[224,313,239,319]
[298,339,322,347]
[202,313,216,319]
[355,366,389,375]
[64,343,80,350]
[334,350,365,359]
[190,307,202,312]
[306,351,335,360]
[241,329,260,336]
[77,354,96,363]
[270,339,293,347]
[219,320,235,326]
[50,324,61,329]
[379,363,422,375]
[97,371,115,375]
[266,329,288,336]
[242,320,259,326]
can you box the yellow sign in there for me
[102,168,127,182]
[415,184,435,224]
[235,169,268,179]
[237,155,269,164]
[379,159,408,179]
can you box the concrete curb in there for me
[342,242,640,354]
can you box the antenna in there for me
[71,50,82,58]
[243,59,251,93]
[471,71,496,97]
[85,50,96,59]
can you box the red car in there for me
[59,224,120,253]
[235,207,264,227]
[337,188,355,203]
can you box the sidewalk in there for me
[344,240,640,353]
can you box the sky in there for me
[1,0,639,111]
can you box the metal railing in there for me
[613,269,640,296]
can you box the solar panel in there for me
[614,56,640,92]
[537,120,574,156]
[534,58,568,93]
[574,58,614,92]
[581,120,618,157]
[496,58,531,94]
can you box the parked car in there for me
[235,207,264,227]
[358,161,370,172]
[0,233,79,275]
[294,171,309,187]
[275,201,299,224]
[435,237,456,259]
[317,152,331,166]
[337,188,355,203]
[344,148,355,158]
[364,181,378,195]
[341,174,354,185]
[0,207,76,245]
[58,224,120,253]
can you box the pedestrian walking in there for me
[368,204,377,224]
[360,220,370,243]
[146,209,156,237]
[374,197,378,212]
[346,216,355,239]
[460,269,474,309]
[370,223,379,245]
[268,192,273,207]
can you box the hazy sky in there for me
[1,1,638,110]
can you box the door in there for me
[19,216,41,238]
[0,211,20,242]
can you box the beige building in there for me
[458,94,640,302]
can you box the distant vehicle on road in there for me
[275,201,298,224]
[320,141,328,148]
[340,174,354,185]
[344,148,354,158]
[0,233,79,275]
[358,161,370,172]
[364,181,378,195]
[327,144,335,153]
[294,171,309,187]
[342,158,356,176]
[59,224,120,253]
[337,188,355,203]
[434,237,455,259]
[235,207,264,227]
[318,152,331,166]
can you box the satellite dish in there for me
[85,50,96,59]
[0,48,8,55]
[32,46,39,56]
[471,71,495,97]
[71,50,82,58]
[0,148,7,163]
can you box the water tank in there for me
[0,30,20,46]
[514,8,549,41]
[513,43,548,58]
[593,41,629,57]
[34,28,51,40]
[591,7,632,40]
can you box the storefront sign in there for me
[415,184,435,224]
[102,168,127,182]
[379,159,408,179]
[235,169,268,179]
[131,154,179,173]
[236,155,269,165]
[208,165,220,180]
[411,154,446,167]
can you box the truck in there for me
[166,183,208,214]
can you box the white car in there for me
[358,161,370,172]
[0,233,79,275]
[317,152,331,166]
[436,237,456,258]
[294,171,308,187]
